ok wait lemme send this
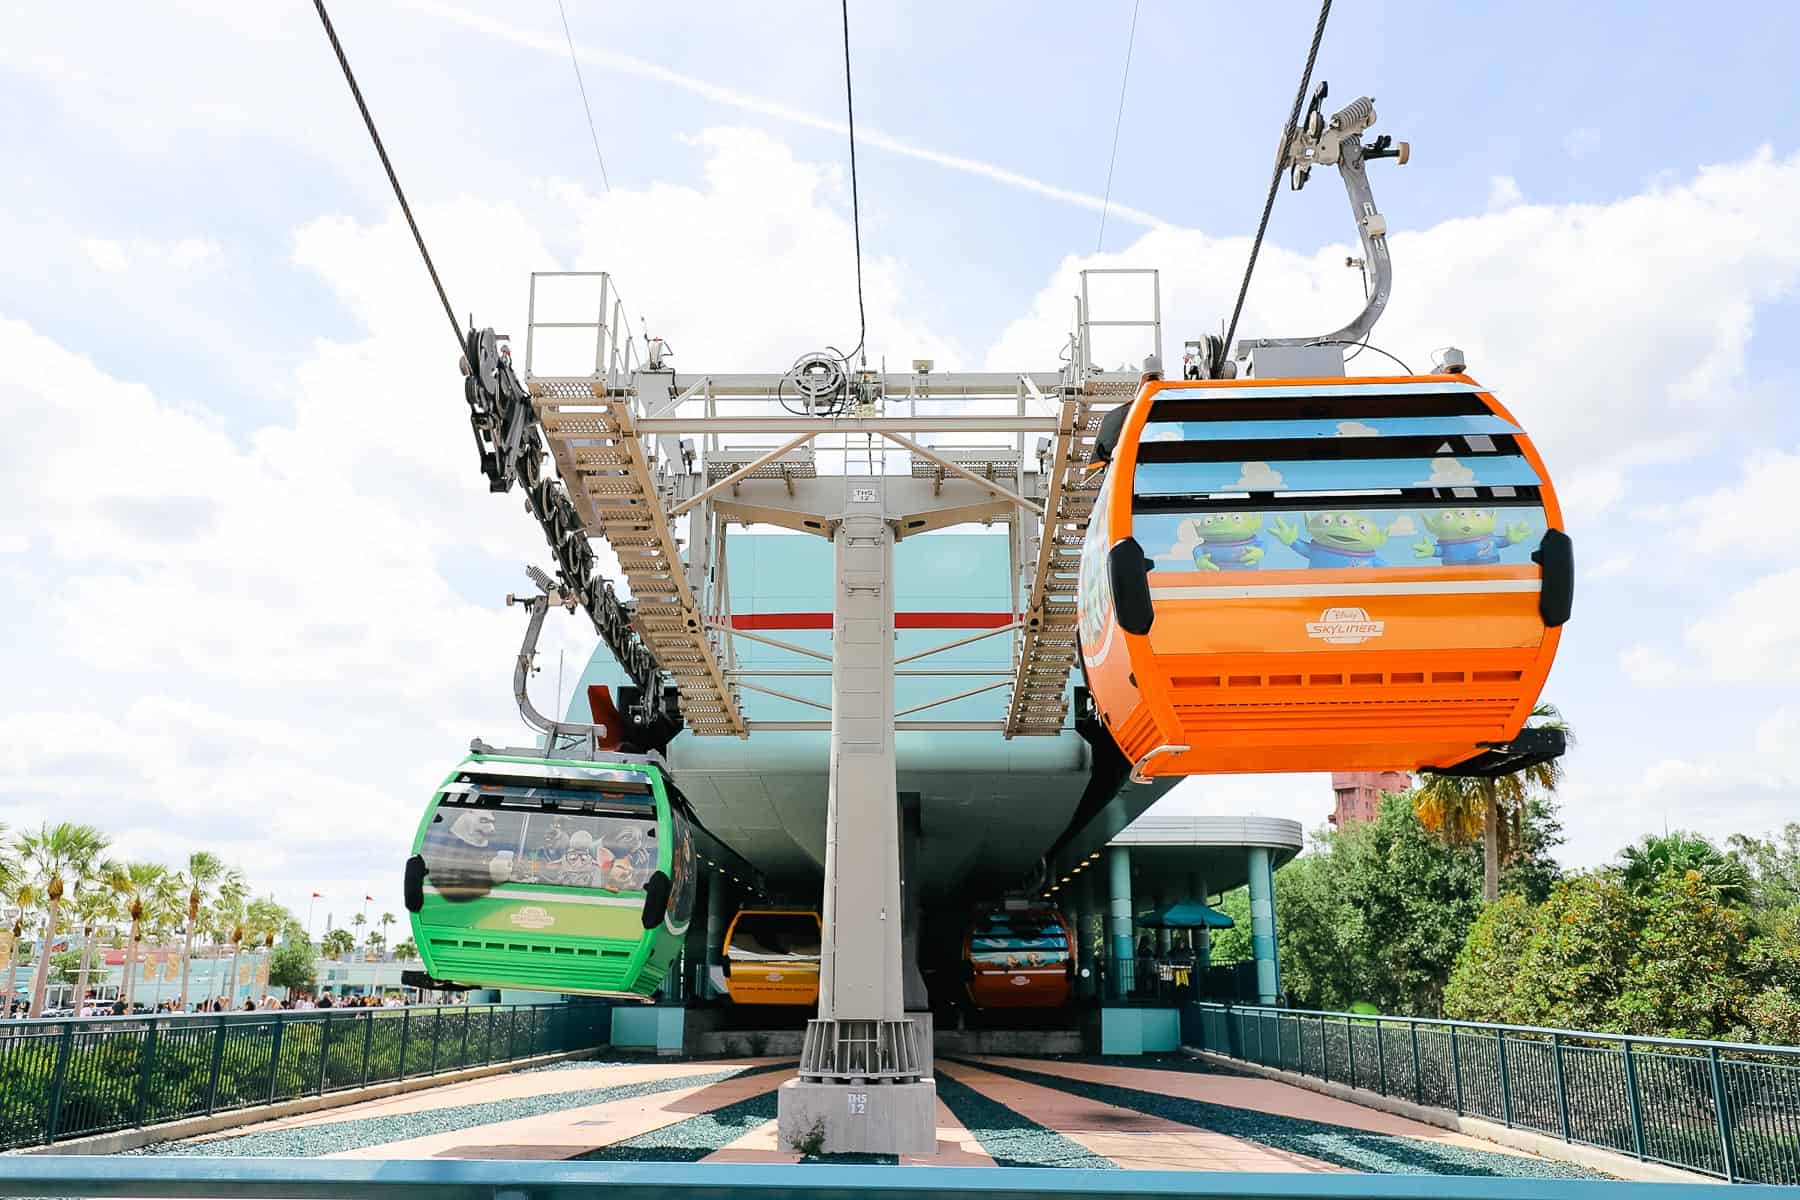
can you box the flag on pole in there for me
[311,892,322,899]
[364,895,373,902]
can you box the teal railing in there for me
[0,1001,607,1151]
[1185,1002,1800,1185]
[0,1158,1738,1198]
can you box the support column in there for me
[704,867,727,1000]
[1107,846,1134,1002]
[1065,893,1083,978]
[1154,893,1171,957]
[1248,847,1280,1005]
[779,500,934,1155]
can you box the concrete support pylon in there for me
[778,496,935,1155]
[1248,846,1280,1004]
[1107,845,1134,1002]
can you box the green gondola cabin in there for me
[403,752,696,998]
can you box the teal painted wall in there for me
[1100,1007,1180,1055]
[611,1004,685,1052]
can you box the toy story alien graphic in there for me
[1272,511,1389,568]
[1412,508,1532,564]
[1185,513,1266,570]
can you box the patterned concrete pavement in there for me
[129,1053,1600,1176]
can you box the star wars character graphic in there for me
[1272,511,1390,568]
[1412,507,1532,564]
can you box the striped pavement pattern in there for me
[131,1054,1600,1176]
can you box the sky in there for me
[2,1,1798,932]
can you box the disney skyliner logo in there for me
[1306,607,1386,644]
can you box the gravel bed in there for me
[570,1090,899,1164]
[129,1063,782,1158]
[574,1091,779,1162]
[960,1058,1605,1179]
[934,1072,1115,1169]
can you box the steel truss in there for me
[456,268,1158,742]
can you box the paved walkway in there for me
[131,1053,1599,1177]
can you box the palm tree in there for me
[1415,704,1572,902]
[145,870,184,1009]
[20,823,110,1017]
[116,862,166,1010]
[176,853,239,1011]
[1619,831,1752,904]
[210,882,247,1008]
[393,938,419,962]
[72,867,122,1012]
[379,911,396,945]
[322,928,356,960]
[5,882,37,1016]
[242,896,285,999]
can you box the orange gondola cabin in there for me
[962,905,1076,1009]
[1077,374,1572,780]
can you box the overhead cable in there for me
[310,0,464,355]
[556,2,653,362]
[557,0,614,193]
[1095,0,1142,253]
[1220,0,1334,355]
[839,0,868,366]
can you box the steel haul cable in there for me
[839,0,868,366]
[310,0,464,355]
[1220,0,1334,357]
[1095,0,1142,254]
[557,0,613,194]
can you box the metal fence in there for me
[0,1001,607,1151]
[1185,1002,1800,1186]
[0,1157,1735,1199]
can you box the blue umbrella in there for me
[1137,899,1234,930]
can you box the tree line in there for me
[1,822,416,1017]
[1212,801,1800,1044]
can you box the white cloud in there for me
[985,149,1800,515]
[1754,707,1800,773]
[1559,755,1799,868]
[1678,449,1800,558]
[1623,566,1800,684]
[76,233,223,277]
[1621,644,1680,685]
[80,236,129,272]
[0,126,970,924]
[1418,457,1477,485]
[1587,551,1635,579]
[1486,175,1524,211]
[1686,567,1800,681]
[411,0,1170,229]
[1385,514,1418,537]
[1335,421,1379,437]
[1233,461,1284,490]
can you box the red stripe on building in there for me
[729,612,1012,631]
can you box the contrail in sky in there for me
[410,0,1172,230]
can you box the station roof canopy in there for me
[1090,815,1305,904]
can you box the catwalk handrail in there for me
[0,1159,1727,1198]
[1186,1001,1800,1185]
[0,1000,606,1151]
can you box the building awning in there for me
[1137,899,1234,930]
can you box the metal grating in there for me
[528,379,746,736]
[1004,396,1120,736]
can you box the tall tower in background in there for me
[1329,771,1412,827]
